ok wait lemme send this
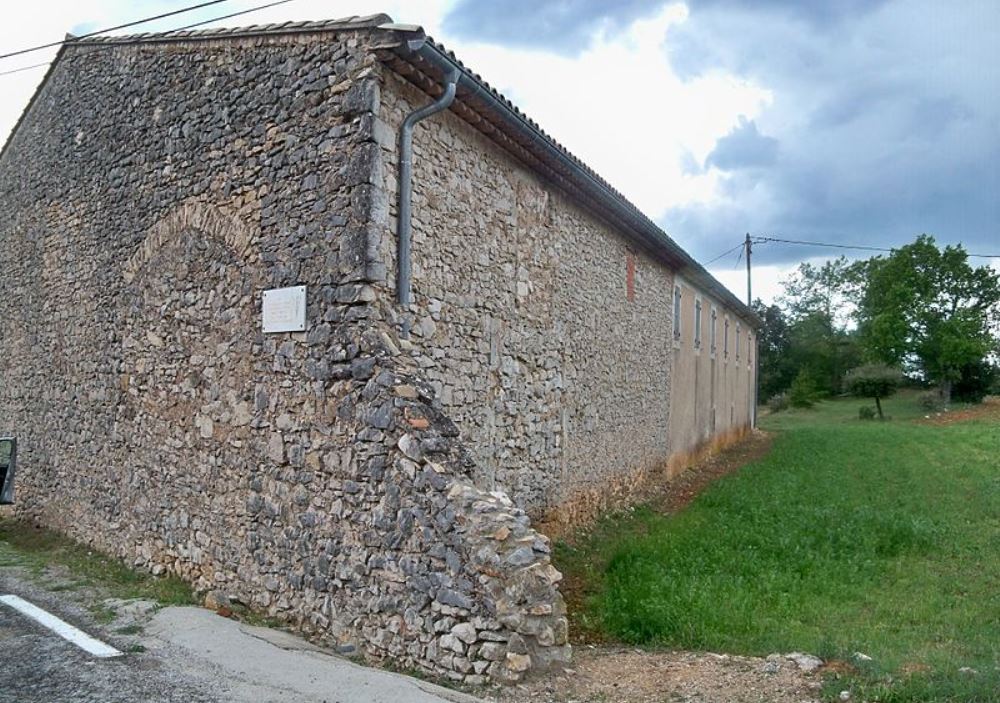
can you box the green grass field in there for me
[556,393,1000,702]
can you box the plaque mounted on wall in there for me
[262,286,307,333]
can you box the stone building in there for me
[0,16,758,682]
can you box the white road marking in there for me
[0,594,123,658]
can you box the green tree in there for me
[778,255,858,329]
[752,299,796,400]
[854,235,1000,402]
[784,311,862,397]
[845,364,903,419]
[952,359,998,403]
[774,257,863,397]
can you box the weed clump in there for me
[768,393,790,413]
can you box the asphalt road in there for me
[0,577,215,703]
[0,571,480,703]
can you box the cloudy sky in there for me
[2,0,997,302]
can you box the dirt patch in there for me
[487,647,823,703]
[917,396,1000,425]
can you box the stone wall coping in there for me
[67,14,392,46]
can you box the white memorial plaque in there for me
[262,286,307,333]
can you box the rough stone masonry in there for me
[0,17,570,683]
[0,15,757,683]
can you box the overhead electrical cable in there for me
[0,61,50,77]
[123,0,295,36]
[0,0,295,78]
[0,0,230,61]
[754,235,1000,259]
[702,242,745,267]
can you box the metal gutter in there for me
[382,26,761,328]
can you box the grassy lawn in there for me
[556,393,999,702]
[0,520,195,609]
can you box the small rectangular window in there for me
[694,298,702,348]
[673,285,682,341]
[710,307,718,355]
[0,437,16,505]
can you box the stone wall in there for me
[0,24,567,683]
[374,72,678,529]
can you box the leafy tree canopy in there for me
[853,235,1000,398]
[778,255,858,330]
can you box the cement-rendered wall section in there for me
[374,72,678,528]
[0,23,568,684]
[667,277,755,470]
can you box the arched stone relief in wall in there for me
[116,201,260,584]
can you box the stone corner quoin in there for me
[0,21,756,684]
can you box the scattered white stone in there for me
[785,652,824,673]
[958,666,978,675]
[852,651,873,663]
[839,690,852,701]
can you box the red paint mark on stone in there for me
[626,253,636,302]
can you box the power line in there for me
[702,242,744,266]
[755,235,1000,259]
[126,0,294,36]
[0,0,230,61]
[0,0,295,78]
[0,61,50,77]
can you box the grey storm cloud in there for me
[441,0,665,53]
[685,0,890,25]
[705,117,778,171]
[439,0,999,265]
[661,0,1000,264]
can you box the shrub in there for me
[789,370,820,408]
[858,406,877,420]
[768,393,790,413]
[919,391,944,412]
[845,364,903,419]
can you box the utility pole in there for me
[745,232,758,428]
[745,232,752,305]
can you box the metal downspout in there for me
[396,66,460,322]
[389,37,759,328]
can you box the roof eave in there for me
[377,25,761,328]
